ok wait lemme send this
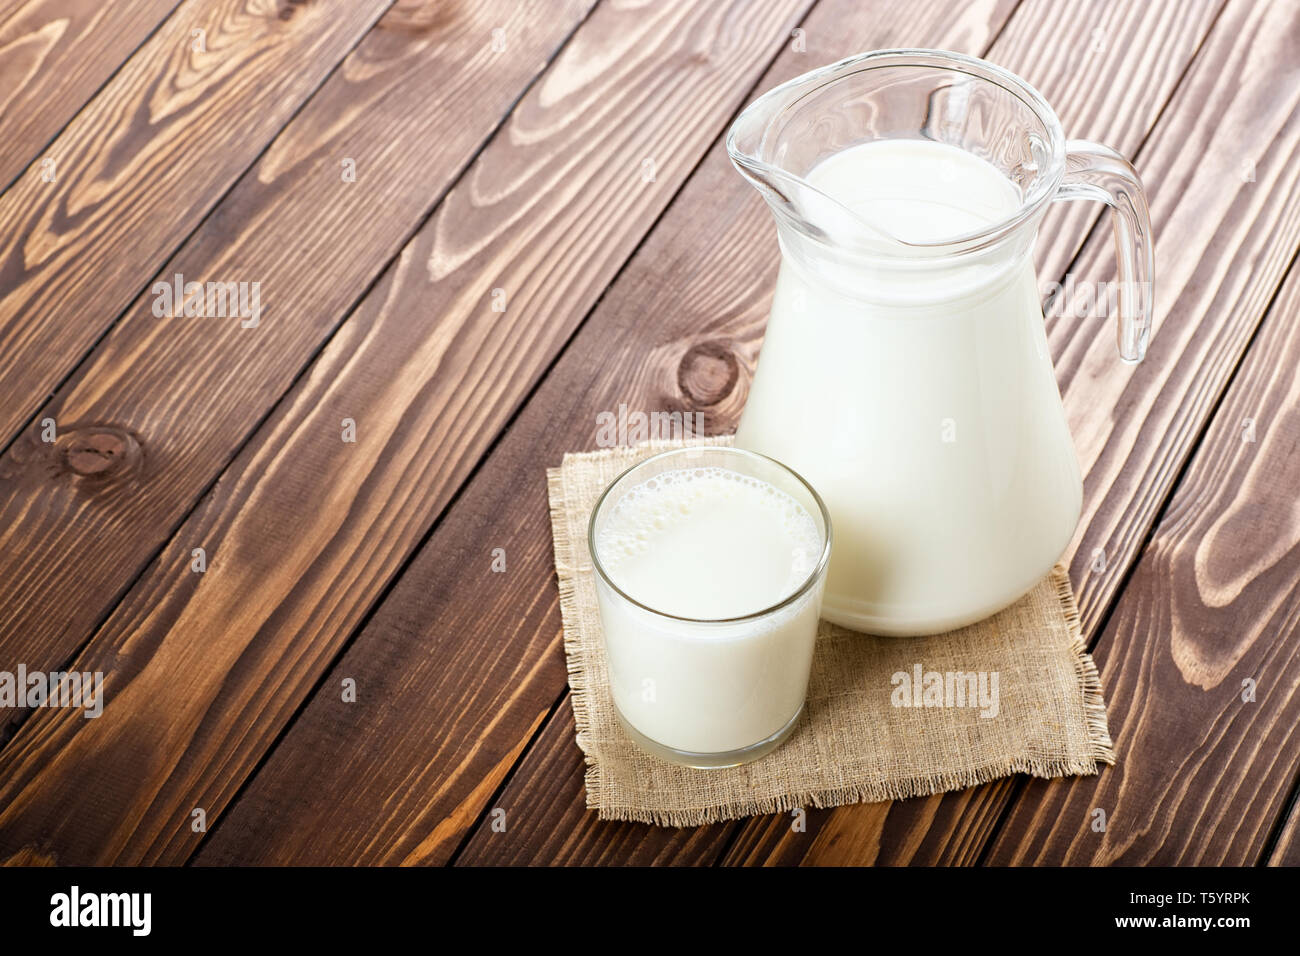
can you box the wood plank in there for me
[0,0,394,447]
[449,0,1223,865]
[0,0,816,866]
[727,0,1300,865]
[0,0,180,191]
[985,251,1300,864]
[0,0,594,731]
[458,707,731,866]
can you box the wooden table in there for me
[0,0,1296,867]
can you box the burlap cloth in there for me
[549,438,1114,826]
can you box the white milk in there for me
[735,139,1082,635]
[593,466,824,757]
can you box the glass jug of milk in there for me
[727,50,1153,636]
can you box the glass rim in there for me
[587,445,833,625]
[726,48,1069,255]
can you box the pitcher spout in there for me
[726,68,904,252]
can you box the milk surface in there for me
[809,138,1019,243]
[736,138,1083,635]
[596,467,820,619]
[593,466,824,755]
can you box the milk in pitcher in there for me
[735,139,1083,635]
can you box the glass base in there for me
[613,703,805,769]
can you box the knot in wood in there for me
[59,426,142,480]
[676,340,737,408]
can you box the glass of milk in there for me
[589,446,831,768]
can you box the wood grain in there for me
[202,0,1025,868]
[1051,0,1299,639]
[985,248,1300,865]
[0,0,180,191]
[1268,698,1300,864]
[725,0,1300,866]
[0,0,594,733]
[2,0,1291,869]
[1269,809,1300,864]
[968,0,1300,862]
[0,0,815,866]
[457,707,732,866]
[0,0,393,448]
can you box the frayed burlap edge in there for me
[1052,563,1116,768]
[547,459,600,799]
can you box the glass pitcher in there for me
[727,50,1153,636]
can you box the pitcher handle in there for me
[1053,140,1154,363]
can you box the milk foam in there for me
[596,466,821,620]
